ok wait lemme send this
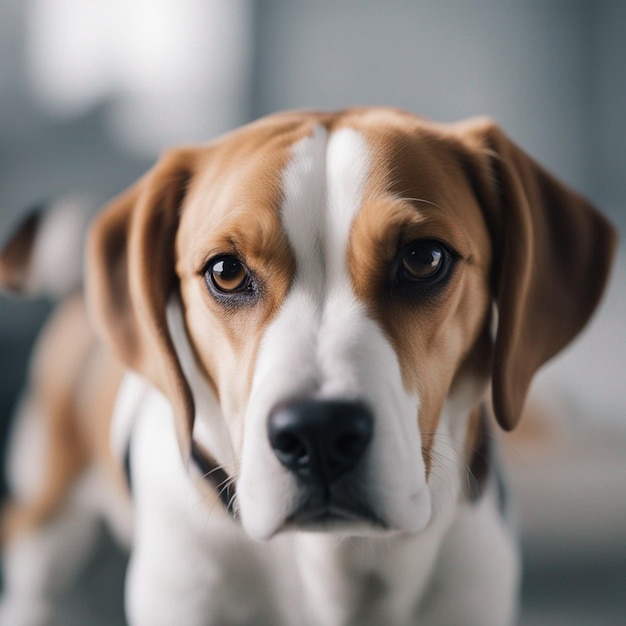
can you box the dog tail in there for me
[0,197,90,299]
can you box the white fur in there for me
[123,381,288,626]
[5,395,47,507]
[110,370,149,463]
[121,375,517,626]
[419,486,520,626]
[238,127,430,541]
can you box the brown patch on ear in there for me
[0,211,41,292]
[87,149,197,454]
[458,119,618,431]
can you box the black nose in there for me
[267,399,374,484]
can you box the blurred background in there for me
[0,1,624,624]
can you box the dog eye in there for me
[206,256,251,293]
[397,240,450,283]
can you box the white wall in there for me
[252,0,594,197]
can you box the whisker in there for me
[216,473,238,498]
[425,428,499,499]
[227,492,239,518]
[196,467,240,522]
[198,463,232,481]
[427,466,457,502]
[400,196,442,210]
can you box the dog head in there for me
[86,108,616,540]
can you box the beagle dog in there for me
[0,108,616,626]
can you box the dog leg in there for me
[0,392,100,626]
[0,487,101,626]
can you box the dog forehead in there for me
[174,121,306,274]
[177,108,486,277]
[180,107,446,217]
[277,113,487,277]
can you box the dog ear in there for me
[458,119,617,431]
[86,149,197,454]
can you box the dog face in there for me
[86,109,616,540]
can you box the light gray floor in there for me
[47,530,127,626]
[520,545,626,626]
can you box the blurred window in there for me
[26,0,253,155]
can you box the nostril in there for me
[273,433,309,465]
[267,407,312,473]
[275,432,302,454]
[331,411,373,463]
[335,432,366,457]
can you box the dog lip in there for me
[285,498,387,530]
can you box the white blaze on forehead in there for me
[252,125,374,400]
[238,124,429,540]
[280,125,371,294]
[316,128,373,398]
[281,123,328,293]
[325,128,371,278]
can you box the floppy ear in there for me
[86,149,197,454]
[459,119,617,431]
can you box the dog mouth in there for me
[284,490,387,532]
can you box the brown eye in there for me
[206,256,250,293]
[399,240,449,282]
